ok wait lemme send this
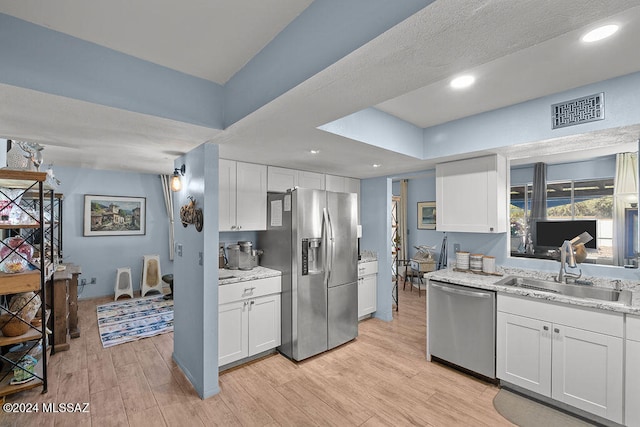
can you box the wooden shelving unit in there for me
[0,170,55,397]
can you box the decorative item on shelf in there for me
[16,141,44,172]
[0,236,34,273]
[0,188,25,223]
[170,164,186,192]
[5,140,30,170]
[0,292,42,336]
[180,195,203,232]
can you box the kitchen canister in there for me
[482,255,496,274]
[456,251,470,270]
[470,254,483,272]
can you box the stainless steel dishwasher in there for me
[428,280,496,379]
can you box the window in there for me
[510,178,614,262]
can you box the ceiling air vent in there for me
[551,92,604,129]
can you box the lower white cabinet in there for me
[497,294,623,424]
[218,276,281,367]
[357,261,377,318]
[627,315,640,427]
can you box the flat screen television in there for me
[535,220,597,250]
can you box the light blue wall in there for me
[172,143,219,399]
[360,176,392,321]
[53,166,172,299]
[319,108,424,158]
[0,13,224,129]
[423,72,640,159]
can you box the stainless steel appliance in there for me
[428,280,496,378]
[259,188,358,361]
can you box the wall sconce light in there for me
[171,164,186,192]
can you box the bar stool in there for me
[141,255,163,297]
[114,267,133,300]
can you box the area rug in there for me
[493,388,596,427]
[97,295,173,348]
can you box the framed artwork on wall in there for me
[83,195,146,236]
[417,201,436,230]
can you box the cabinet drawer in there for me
[628,315,640,341]
[498,293,623,337]
[358,261,378,277]
[219,276,281,304]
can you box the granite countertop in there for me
[219,266,281,286]
[426,267,640,315]
[359,250,377,264]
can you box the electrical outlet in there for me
[80,278,87,286]
[199,251,203,266]
[90,277,97,284]
[454,243,460,253]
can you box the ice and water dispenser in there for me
[301,238,322,275]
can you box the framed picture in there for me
[417,201,436,230]
[84,195,146,236]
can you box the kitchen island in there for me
[425,267,640,426]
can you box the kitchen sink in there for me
[495,276,633,305]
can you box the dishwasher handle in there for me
[430,282,493,299]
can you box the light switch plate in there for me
[176,243,183,257]
[198,252,203,266]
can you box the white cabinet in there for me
[357,261,377,318]
[267,166,325,192]
[325,174,360,194]
[436,154,507,233]
[627,315,640,427]
[218,276,281,367]
[497,294,623,423]
[219,159,267,231]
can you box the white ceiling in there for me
[1,1,639,178]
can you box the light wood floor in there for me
[1,282,513,427]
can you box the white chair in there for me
[141,255,163,297]
[114,267,133,301]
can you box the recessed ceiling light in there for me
[310,149,320,154]
[450,75,475,89]
[581,24,619,43]
[372,164,382,168]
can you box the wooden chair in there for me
[141,255,163,297]
[114,267,133,300]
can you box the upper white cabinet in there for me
[497,294,623,424]
[326,174,360,194]
[267,166,324,192]
[219,159,267,231]
[436,154,507,233]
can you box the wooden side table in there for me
[66,264,81,339]
[47,270,71,352]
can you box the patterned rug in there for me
[97,294,173,348]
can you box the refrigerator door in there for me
[326,191,358,288]
[327,281,358,349]
[291,189,328,360]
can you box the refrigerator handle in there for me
[322,208,332,285]
[326,208,335,283]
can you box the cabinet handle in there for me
[543,326,549,331]
[554,328,560,333]
[244,287,256,293]
[238,225,242,230]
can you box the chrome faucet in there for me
[556,240,582,283]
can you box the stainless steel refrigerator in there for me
[258,188,358,361]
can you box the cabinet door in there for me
[552,325,623,423]
[496,311,552,396]
[358,274,376,317]
[298,171,325,190]
[436,155,506,233]
[325,175,345,192]
[267,166,297,192]
[218,159,237,231]
[248,294,281,356]
[236,162,267,230]
[219,300,249,366]
[627,339,640,427]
